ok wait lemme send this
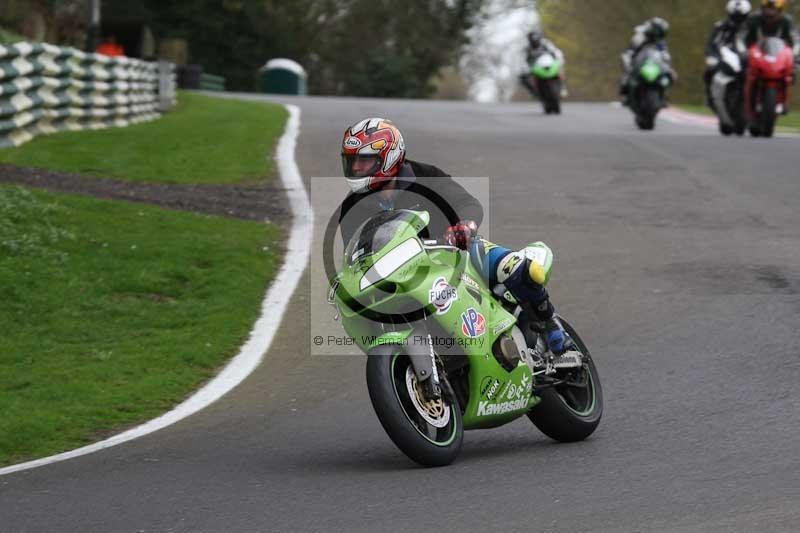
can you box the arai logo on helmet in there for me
[344,137,361,149]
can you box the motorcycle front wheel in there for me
[726,85,746,136]
[527,317,603,442]
[366,350,463,467]
[761,87,778,138]
[635,87,661,130]
[537,78,561,114]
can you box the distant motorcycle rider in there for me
[520,30,568,98]
[704,1,752,110]
[737,0,800,60]
[619,17,675,105]
[339,117,574,357]
[738,0,800,117]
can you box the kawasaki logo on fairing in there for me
[477,398,529,416]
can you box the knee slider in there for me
[523,242,553,286]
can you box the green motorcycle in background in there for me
[626,43,674,130]
[329,209,602,467]
[529,51,564,115]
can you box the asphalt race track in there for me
[2,97,800,532]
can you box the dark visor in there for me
[342,154,382,178]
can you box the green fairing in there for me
[640,60,662,83]
[531,58,563,80]
[334,210,542,430]
[365,330,414,349]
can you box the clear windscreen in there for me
[635,45,665,67]
[344,210,419,266]
[761,37,786,57]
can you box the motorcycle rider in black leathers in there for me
[704,1,753,111]
[737,0,800,113]
[619,17,675,105]
[338,117,575,360]
[738,0,800,57]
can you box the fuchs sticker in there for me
[461,308,486,338]
[428,277,458,314]
[344,137,362,148]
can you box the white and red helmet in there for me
[341,118,406,193]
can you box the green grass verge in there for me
[0,26,23,44]
[0,186,282,466]
[0,91,288,184]
[676,103,800,132]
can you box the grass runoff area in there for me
[0,92,288,184]
[0,92,287,466]
[677,103,800,132]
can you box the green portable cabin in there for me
[259,58,307,95]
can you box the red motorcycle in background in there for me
[745,37,796,138]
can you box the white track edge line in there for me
[0,104,310,477]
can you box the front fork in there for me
[398,320,442,400]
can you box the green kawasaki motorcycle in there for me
[329,209,602,467]
[627,43,674,131]
[530,51,564,115]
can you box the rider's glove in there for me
[444,220,478,250]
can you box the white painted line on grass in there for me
[0,104,311,477]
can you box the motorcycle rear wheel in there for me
[528,317,603,442]
[366,350,463,467]
[726,86,746,136]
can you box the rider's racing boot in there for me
[544,318,582,369]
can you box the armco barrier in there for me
[199,72,225,92]
[0,42,177,148]
[176,65,226,92]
